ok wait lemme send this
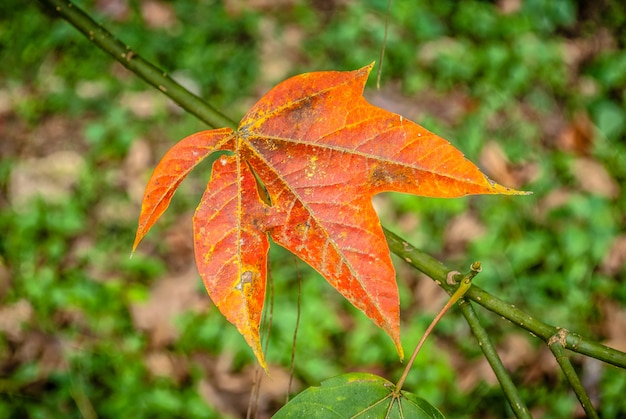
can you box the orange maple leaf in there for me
[133,64,527,371]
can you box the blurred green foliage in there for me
[1,0,625,417]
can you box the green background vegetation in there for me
[1,0,625,417]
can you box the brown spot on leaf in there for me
[235,270,255,291]
[286,96,314,126]
[368,164,409,189]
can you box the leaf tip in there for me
[501,186,533,196]
[131,230,143,255]
[385,325,404,361]
[250,344,269,374]
[487,178,533,196]
[397,347,405,362]
[362,62,375,76]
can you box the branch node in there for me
[548,327,569,348]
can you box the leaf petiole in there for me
[394,262,480,394]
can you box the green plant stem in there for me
[383,227,626,370]
[458,298,531,419]
[39,0,237,130]
[548,330,599,419]
[464,285,626,367]
[395,271,474,394]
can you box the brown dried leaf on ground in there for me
[497,0,522,14]
[12,330,67,379]
[535,187,573,220]
[95,195,137,226]
[498,333,536,371]
[225,0,300,15]
[456,357,498,391]
[255,18,304,93]
[141,0,177,29]
[198,378,241,418]
[521,346,560,385]
[195,351,297,419]
[411,275,448,315]
[443,212,486,255]
[480,141,538,189]
[120,90,166,119]
[0,88,11,116]
[96,0,130,21]
[600,234,626,276]
[556,112,595,155]
[26,116,88,157]
[163,214,195,273]
[145,350,190,384]
[0,299,33,341]
[130,266,206,347]
[563,29,617,75]
[572,157,620,199]
[8,151,86,211]
[0,261,11,302]
[598,298,626,353]
[124,138,154,205]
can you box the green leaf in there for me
[273,372,444,419]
